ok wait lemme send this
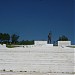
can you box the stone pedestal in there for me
[58,41,71,47]
[0,44,6,49]
[34,41,47,45]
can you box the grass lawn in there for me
[67,46,75,48]
[6,45,20,48]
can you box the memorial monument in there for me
[48,32,52,44]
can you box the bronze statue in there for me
[48,32,51,44]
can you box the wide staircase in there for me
[0,46,74,75]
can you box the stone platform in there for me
[0,46,74,75]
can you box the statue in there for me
[48,32,52,44]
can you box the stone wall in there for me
[58,41,71,47]
[34,41,53,47]
[34,41,47,45]
[0,44,6,49]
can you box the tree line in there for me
[0,33,34,45]
[0,32,69,45]
[0,33,19,44]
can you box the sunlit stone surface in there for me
[0,41,74,75]
[58,41,71,46]
[0,44,6,49]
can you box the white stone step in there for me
[0,47,74,73]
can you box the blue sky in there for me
[73,0,75,44]
[0,0,74,44]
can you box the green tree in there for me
[0,33,10,44]
[6,33,10,43]
[0,33,3,43]
[3,33,7,42]
[58,35,69,41]
[11,34,19,44]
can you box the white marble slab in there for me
[0,46,74,74]
[58,41,71,47]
